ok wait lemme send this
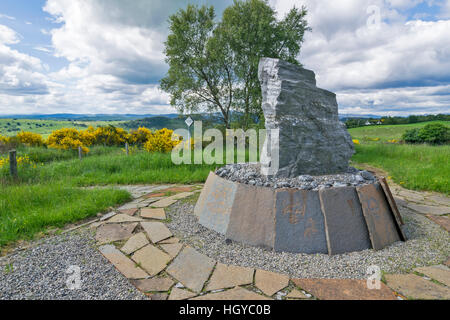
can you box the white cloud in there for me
[0,25,49,97]
[0,0,448,116]
[269,0,450,115]
[0,13,15,21]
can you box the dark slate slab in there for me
[379,177,406,231]
[319,187,372,255]
[197,174,238,235]
[273,189,328,254]
[356,183,401,250]
[226,184,276,249]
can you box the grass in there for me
[352,143,449,194]
[348,121,449,194]
[0,183,131,247]
[348,121,448,142]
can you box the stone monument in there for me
[259,58,354,177]
[195,58,406,255]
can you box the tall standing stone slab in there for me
[273,189,328,254]
[357,183,402,250]
[197,174,238,235]
[226,184,276,248]
[319,187,372,255]
[258,57,354,177]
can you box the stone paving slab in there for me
[119,208,138,216]
[426,214,450,232]
[206,263,255,291]
[141,222,173,243]
[99,211,118,221]
[140,208,166,220]
[120,232,149,255]
[191,287,271,300]
[170,192,195,200]
[105,214,143,223]
[95,223,138,244]
[160,237,180,244]
[407,203,450,216]
[160,243,183,258]
[255,270,290,297]
[98,244,148,279]
[117,202,140,210]
[131,244,171,277]
[151,198,178,208]
[169,288,198,300]
[319,187,371,255]
[428,195,450,207]
[286,289,309,299]
[385,274,450,300]
[147,292,168,300]
[293,278,397,300]
[130,277,174,292]
[414,265,450,287]
[166,247,216,293]
[160,186,193,193]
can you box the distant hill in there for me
[123,114,222,131]
[0,113,180,121]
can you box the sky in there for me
[0,0,449,116]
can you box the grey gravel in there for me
[216,163,376,190]
[0,229,146,300]
[166,199,450,279]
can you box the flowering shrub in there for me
[0,134,8,144]
[127,127,152,145]
[144,128,181,153]
[93,126,128,146]
[352,139,360,145]
[17,131,45,147]
[0,155,36,169]
[46,128,90,153]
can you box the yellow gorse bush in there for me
[127,127,152,145]
[144,128,181,153]
[0,155,35,169]
[93,126,128,146]
[352,139,360,145]
[17,131,45,147]
[0,134,9,144]
[46,128,91,153]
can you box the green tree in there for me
[160,0,310,128]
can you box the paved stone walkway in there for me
[90,182,449,300]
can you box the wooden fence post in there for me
[9,149,18,179]
[78,146,82,160]
[125,142,129,156]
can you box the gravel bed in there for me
[166,200,450,279]
[0,229,146,300]
[216,163,376,190]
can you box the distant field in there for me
[0,118,126,138]
[349,121,449,194]
[348,121,448,142]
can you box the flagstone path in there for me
[91,181,449,300]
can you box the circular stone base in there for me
[194,172,406,255]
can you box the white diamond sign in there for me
[185,116,193,127]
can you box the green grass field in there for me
[348,121,447,142]
[348,121,449,194]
